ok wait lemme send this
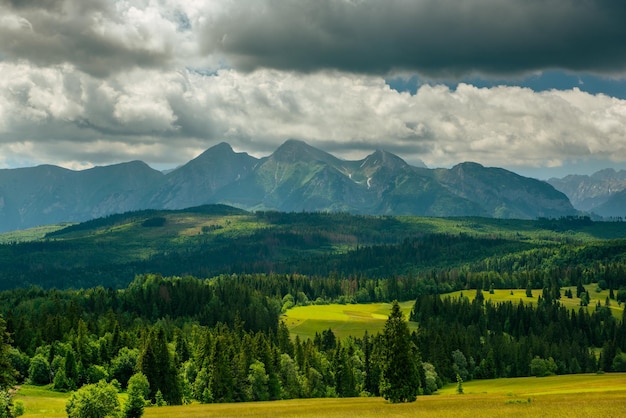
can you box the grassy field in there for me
[447,284,624,319]
[283,283,624,342]
[282,301,418,340]
[14,373,626,418]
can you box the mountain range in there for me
[0,139,588,233]
[547,169,626,219]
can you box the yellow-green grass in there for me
[284,284,623,343]
[282,301,418,341]
[12,385,68,418]
[0,224,69,243]
[16,374,626,418]
[14,385,128,418]
[446,284,624,320]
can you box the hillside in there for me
[1,206,625,291]
[0,140,576,232]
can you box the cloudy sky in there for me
[2,0,626,179]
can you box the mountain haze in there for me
[0,140,577,232]
[548,169,626,218]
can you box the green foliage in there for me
[124,372,149,418]
[141,217,166,227]
[110,348,139,389]
[11,399,24,417]
[380,301,420,403]
[452,350,469,382]
[0,390,11,418]
[421,363,439,395]
[52,367,72,392]
[456,373,464,394]
[85,365,108,385]
[65,380,120,418]
[8,348,29,384]
[3,211,626,408]
[137,326,181,405]
[247,360,270,401]
[28,355,50,385]
[154,390,166,407]
[611,351,626,372]
[0,316,15,391]
[530,357,558,377]
[4,209,626,293]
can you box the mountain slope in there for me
[0,161,163,231]
[0,140,578,232]
[436,162,576,219]
[548,169,626,217]
[147,142,259,209]
[593,189,626,218]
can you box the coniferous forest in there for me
[0,208,625,413]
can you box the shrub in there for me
[66,380,120,418]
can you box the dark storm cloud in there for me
[201,0,626,77]
[0,0,175,77]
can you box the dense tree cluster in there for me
[0,271,623,409]
[0,279,430,406]
[411,292,626,381]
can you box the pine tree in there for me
[137,326,182,405]
[380,301,420,403]
[0,316,16,390]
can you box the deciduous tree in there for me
[65,380,120,418]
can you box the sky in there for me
[2,0,626,179]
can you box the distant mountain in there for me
[593,189,626,219]
[147,142,259,209]
[0,140,577,232]
[0,161,163,232]
[436,162,575,219]
[548,169,626,217]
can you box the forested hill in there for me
[1,207,626,407]
[1,206,626,294]
[0,140,577,232]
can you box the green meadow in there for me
[282,301,418,340]
[14,373,626,418]
[447,284,624,319]
[282,283,624,342]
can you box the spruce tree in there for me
[0,316,15,390]
[137,327,182,405]
[380,301,420,403]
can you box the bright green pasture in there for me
[282,301,418,340]
[14,385,128,418]
[12,385,68,417]
[16,374,626,418]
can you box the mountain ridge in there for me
[547,169,626,218]
[0,140,578,232]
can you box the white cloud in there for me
[1,62,626,173]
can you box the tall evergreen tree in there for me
[137,326,182,405]
[0,316,15,390]
[380,301,420,403]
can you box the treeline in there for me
[0,273,625,408]
[1,274,281,354]
[0,275,431,404]
[412,292,626,382]
[4,231,626,300]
